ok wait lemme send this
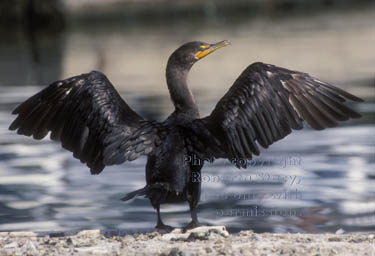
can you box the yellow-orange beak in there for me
[194,40,231,60]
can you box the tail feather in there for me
[121,187,147,201]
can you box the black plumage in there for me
[9,40,363,230]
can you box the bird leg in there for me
[184,201,201,230]
[155,204,173,231]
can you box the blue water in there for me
[0,84,373,234]
[0,5,374,234]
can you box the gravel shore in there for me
[0,227,374,256]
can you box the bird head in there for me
[168,40,231,70]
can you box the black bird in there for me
[9,40,363,230]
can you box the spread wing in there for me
[9,71,162,174]
[187,62,363,165]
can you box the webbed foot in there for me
[183,220,201,232]
[155,223,174,232]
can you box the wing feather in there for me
[9,71,161,174]
[187,62,363,165]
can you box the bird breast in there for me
[146,127,191,193]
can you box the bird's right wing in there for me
[186,62,363,165]
[9,71,162,174]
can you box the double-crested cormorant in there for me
[9,40,363,230]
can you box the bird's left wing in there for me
[186,62,363,166]
[9,71,162,174]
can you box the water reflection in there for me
[0,4,374,234]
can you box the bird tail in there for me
[121,187,147,201]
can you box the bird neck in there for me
[166,63,199,117]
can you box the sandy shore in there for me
[0,227,374,256]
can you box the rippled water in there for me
[0,5,374,234]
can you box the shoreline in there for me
[1,226,374,256]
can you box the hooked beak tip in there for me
[194,40,231,60]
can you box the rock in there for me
[49,232,65,237]
[168,247,181,256]
[205,247,213,253]
[147,232,159,239]
[239,230,254,236]
[328,237,341,242]
[66,237,73,245]
[20,241,38,254]
[349,237,363,243]
[250,233,260,241]
[161,229,190,241]
[335,228,345,235]
[187,231,209,241]
[9,232,37,237]
[76,229,101,237]
[161,226,229,241]
[330,248,338,254]
[0,228,374,256]
[188,226,229,241]
[190,226,229,238]
[0,232,9,237]
[4,241,19,248]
